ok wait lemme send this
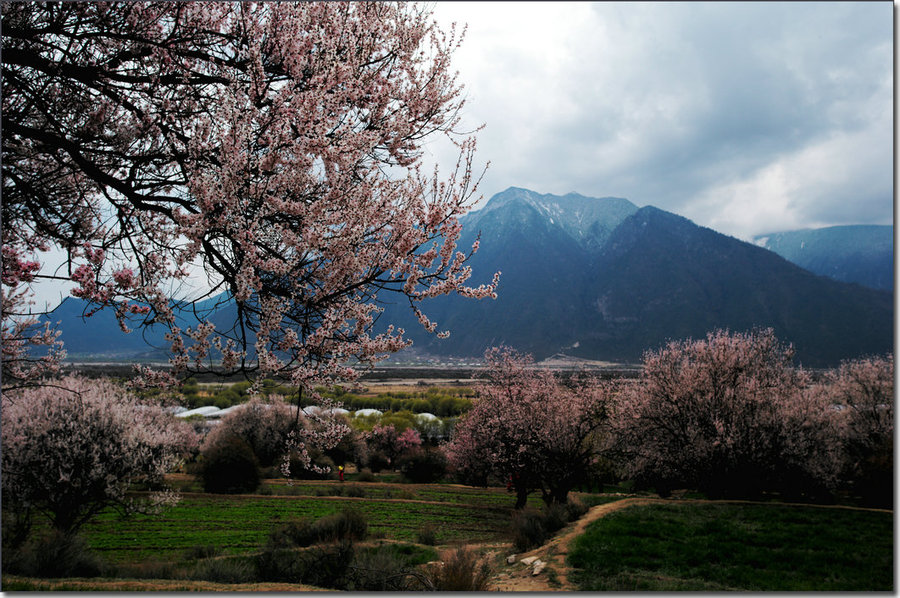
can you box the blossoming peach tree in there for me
[1,376,198,544]
[1,2,498,393]
[614,328,844,499]
[445,348,614,508]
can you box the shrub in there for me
[343,484,366,498]
[200,434,260,494]
[299,542,357,588]
[511,508,549,552]
[565,496,589,521]
[341,546,429,591]
[255,546,307,583]
[311,509,368,544]
[265,509,368,549]
[201,397,295,467]
[188,556,256,584]
[398,447,447,483]
[510,502,578,552]
[417,526,438,546]
[4,530,106,578]
[266,519,316,549]
[427,546,492,591]
[184,544,222,560]
[287,451,335,480]
[366,450,391,473]
[356,468,377,482]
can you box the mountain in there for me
[379,188,893,367]
[40,294,240,360]
[753,225,893,292]
[40,188,893,367]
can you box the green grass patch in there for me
[568,502,893,591]
[79,489,519,564]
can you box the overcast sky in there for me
[428,1,893,241]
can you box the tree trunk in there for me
[514,485,529,509]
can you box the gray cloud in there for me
[431,1,893,239]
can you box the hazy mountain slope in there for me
[754,225,893,291]
[574,207,893,366]
[384,191,892,366]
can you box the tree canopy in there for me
[2,2,497,390]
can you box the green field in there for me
[80,482,539,565]
[5,478,893,591]
[568,502,894,591]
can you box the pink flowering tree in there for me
[445,348,613,508]
[201,395,351,477]
[614,328,841,499]
[364,423,422,470]
[1,376,198,543]
[2,2,498,392]
[1,247,66,391]
[825,354,893,506]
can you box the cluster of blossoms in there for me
[446,347,614,507]
[2,2,497,392]
[1,376,198,540]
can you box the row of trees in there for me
[2,329,892,551]
[447,329,892,508]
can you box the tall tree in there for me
[615,328,841,499]
[2,2,497,390]
[445,348,613,508]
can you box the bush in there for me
[356,468,377,482]
[297,543,356,588]
[257,513,365,585]
[312,509,368,544]
[511,508,549,552]
[288,452,335,480]
[341,546,430,591]
[255,546,307,583]
[200,435,260,494]
[201,397,294,468]
[565,496,589,521]
[366,451,391,473]
[184,544,222,560]
[265,509,368,549]
[4,530,106,578]
[343,484,366,498]
[398,447,447,483]
[427,546,492,591]
[417,526,437,546]
[188,556,256,584]
[510,501,582,552]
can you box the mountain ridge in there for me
[41,188,893,368]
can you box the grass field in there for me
[5,477,893,592]
[80,480,541,565]
[567,501,894,591]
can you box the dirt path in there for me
[486,497,661,592]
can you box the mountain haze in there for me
[753,225,893,292]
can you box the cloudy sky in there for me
[428,1,893,241]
